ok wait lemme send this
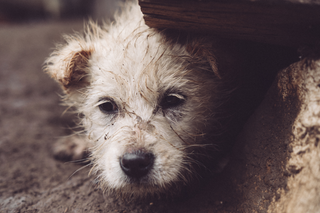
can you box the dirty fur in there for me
[45,0,253,198]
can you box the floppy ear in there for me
[186,39,221,79]
[44,40,94,101]
[202,47,221,79]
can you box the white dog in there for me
[45,0,252,198]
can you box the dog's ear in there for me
[186,39,221,79]
[201,47,221,79]
[45,40,94,100]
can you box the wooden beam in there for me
[139,0,320,47]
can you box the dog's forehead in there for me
[89,33,190,98]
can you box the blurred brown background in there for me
[0,0,120,24]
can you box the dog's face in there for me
[46,20,226,197]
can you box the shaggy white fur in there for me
[45,0,231,198]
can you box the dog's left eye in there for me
[160,94,185,109]
[99,100,118,114]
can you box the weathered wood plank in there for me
[139,0,320,46]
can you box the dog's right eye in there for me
[160,93,185,110]
[99,101,118,114]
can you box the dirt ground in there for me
[0,21,303,213]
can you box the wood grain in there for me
[139,0,320,46]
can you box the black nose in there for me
[120,151,155,179]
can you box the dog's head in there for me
[45,11,232,198]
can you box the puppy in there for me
[45,0,287,198]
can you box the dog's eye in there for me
[161,94,185,109]
[99,101,118,114]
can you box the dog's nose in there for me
[120,151,154,179]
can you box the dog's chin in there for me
[101,172,211,203]
[95,166,195,200]
[101,180,184,201]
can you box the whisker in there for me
[67,157,90,164]
[170,124,190,145]
[68,162,92,179]
[88,163,98,176]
